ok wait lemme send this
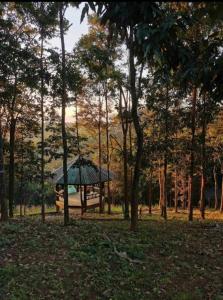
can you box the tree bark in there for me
[120,88,129,220]
[129,27,143,231]
[220,164,223,213]
[200,94,206,219]
[174,168,178,212]
[148,174,152,214]
[188,87,197,221]
[105,82,111,214]
[98,94,103,213]
[59,4,69,225]
[40,33,45,222]
[214,165,218,210]
[0,120,8,221]
[8,117,16,218]
[162,158,167,220]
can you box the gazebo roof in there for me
[51,156,114,186]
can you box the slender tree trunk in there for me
[123,131,129,219]
[9,117,16,218]
[0,120,8,221]
[105,82,111,214]
[200,94,206,219]
[40,34,45,223]
[162,158,167,220]
[188,87,197,221]
[129,27,143,231]
[220,164,223,213]
[148,174,152,214]
[120,88,129,220]
[59,4,69,225]
[183,176,186,209]
[174,168,178,212]
[19,133,24,217]
[98,95,103,213]
[162,87,169,220]
[214,165,218,210]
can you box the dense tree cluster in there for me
[0,2,223,231]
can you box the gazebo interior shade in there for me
[51,157,113,186]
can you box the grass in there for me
[0,208,223,300]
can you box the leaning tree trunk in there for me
[213,165,218,210]
[9,117,16,218]
[200,94,206,219]
[129,27,143,231]
[0,120,8,221]
[188,87,197,221]
[40,33,45,222]
[59,4,69,225]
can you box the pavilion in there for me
[51,156,113,213]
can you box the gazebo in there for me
[51,156,113,213]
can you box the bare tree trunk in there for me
[19,133,24,217]
[120,88,129,220]
[123,131,129,219]
[105,82,111,214]
[200,95,206,219]
[148,174,152,214]
[162,158,167,220]
[59,4,69,225]
[0,121,8,221]
[8,117,16,218]
[188,87,197,221]
[40,33,45,223]
[129,27,143,231]
[220,164,223,213]
[214,165,218,210]
[98,94,103,213]
[182,175,187,209]
[174,168,178,213]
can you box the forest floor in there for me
[0,207,223,300]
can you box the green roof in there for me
[51,157,114,186]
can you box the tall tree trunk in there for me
[220,164,223,213]
[59,4,69,225]
[213,165,218,209]
[200,94,206,219]
[148,173,152,214]
[120,88,129,220]
[0,120,7,221]
[19,133,24,217]
[188,87,197,221]
[162,158,167,220]
[123,131,129,219]
[174,168,178,212]
[9,117,16,218]
[129,27,143,231]
[98,95,103,213]
[162,87,169,220]
[105,82,111,214]
[183,176,186,209]
[40,33,45,223]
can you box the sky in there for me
[47,4,90,122]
